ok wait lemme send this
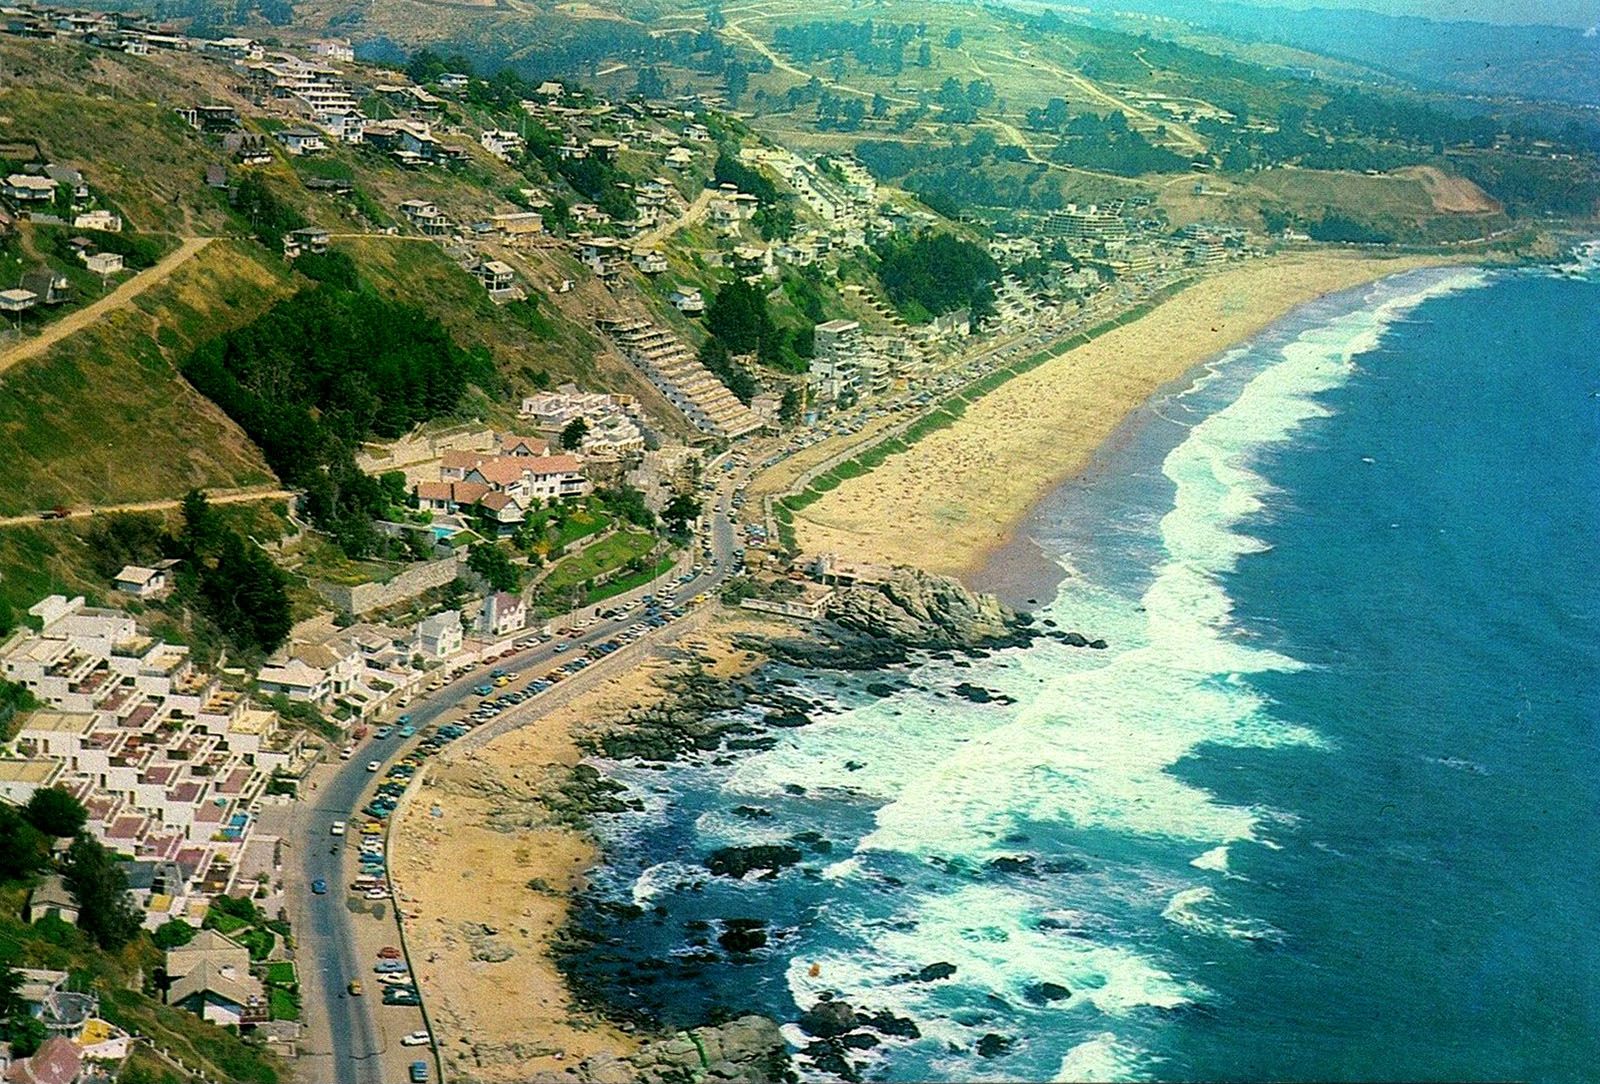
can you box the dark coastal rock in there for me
[783,783,807,796]
[865,682,898,698]
[1040,857,1090,875]
[763,710,810,728]
[987,855,1039,877]
[860,1009,921,1039]
[897,961,957,983]
[791,831,833,855]
[839,1032,879,1050]
[705,845,803,879]
[718,918,769,953]
[731,805,773,820]
[802,1041,861,1083]
[1090,639,1108,649]
[976,1033,1014,1058]
[954,682,1016,705]
[799,998,858,1038]
[1023,981,1072,1005]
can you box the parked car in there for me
[347,980,363,996]
[402,1031,431,1047]
[366,761,381,772]
[330,821,346,836]
[410,1061,429,1082]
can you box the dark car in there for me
[311,879,327,895]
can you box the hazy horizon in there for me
[1194,0,1600,29]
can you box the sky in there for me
[1234,0,1600,28]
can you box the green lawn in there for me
[539,529,658,598]
[584,555,677,606]
[267,986,299,1022]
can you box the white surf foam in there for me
[1055,1032,1148,1082]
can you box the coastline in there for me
[387,617,782,1081]
[791,250,1477,587]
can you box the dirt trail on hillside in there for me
[0,484,291,527]
[0,236,213,378]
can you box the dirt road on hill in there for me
[0,236,213,379]
[0,484,291,527]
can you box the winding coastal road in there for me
[289,473,744,1084]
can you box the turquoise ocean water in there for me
[568,251,1600,1082]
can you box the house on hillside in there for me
[113,565,167,597]
[473,259,516,299]
[22,875,78,926]
[1,1035,82,1084]
[164,928,266,1027]
[274,128,325,155]
[3,173,57,202]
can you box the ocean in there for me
[566,253,1600,1083]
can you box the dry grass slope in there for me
[0,240,290,516]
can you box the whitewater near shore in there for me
[792,250,1472,581]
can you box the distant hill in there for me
[1081,0,1600,105]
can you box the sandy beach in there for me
[792,251,1465,579]
[387,617,775,1082]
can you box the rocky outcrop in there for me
[746,568,1043,669]
[542,1015,794,1084]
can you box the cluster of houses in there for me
[0,970,135,1083]
[411,433,593,532]
[0,163,128,320]
[519,384,647,459]
[0,595,315,929]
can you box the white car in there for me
[401,1031,431,1047]
[329,821,347,837]
[367,761,381,772]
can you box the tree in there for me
[916,40,932,67]
[467,544,520,593]
[61,835,142,950]
[152,918,198,950]
[178,489,219,561]
[779,385,804,426]
[661,494,702,535]
[560,418,589,451]
[0,806,46,882]
[24,788,86,838]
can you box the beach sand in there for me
[792,251,1462,580]
[387,617,777,1081]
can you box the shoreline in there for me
[386,616,783,1082]
[791,250,1481,590]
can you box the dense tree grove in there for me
[703,279,809,374]
[873,232,1000,323]
[771,19,922,74]
[178,490,293,654]
[182,273,495,556]
[1047,111,1193,175]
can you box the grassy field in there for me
[0,240,289,517]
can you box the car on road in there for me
[347,980,363,996]
[398,725,416,738]
[402,1031,431,1047]
[329,821,346,836]
[366,760,381,772]
[396,714,412,725]
[473,684,493,695]
[311,879,327,895]
[375,726,392,739]
[410,1061,430,1082]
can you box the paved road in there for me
[0,236,213,378]
[293,470,744,1084]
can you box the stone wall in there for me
[312,554,466,616]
